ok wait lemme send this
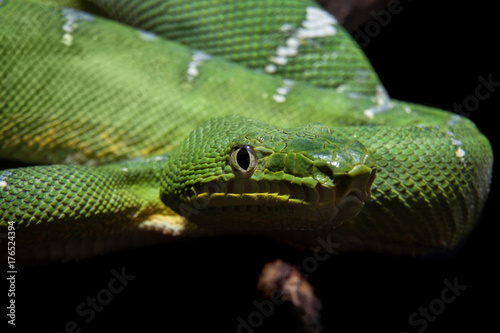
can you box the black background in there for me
[7,1,499,332]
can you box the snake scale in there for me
[0,0,493,263]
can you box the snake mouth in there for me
[183,164,375,229]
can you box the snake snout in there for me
[305,136,376,223]
[333,164,376,222]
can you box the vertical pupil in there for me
[236,147,250,170]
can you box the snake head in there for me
[160,116,376,232]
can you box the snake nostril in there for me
[316,165,334,183]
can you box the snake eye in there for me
[230,145,257,174]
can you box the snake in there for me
[0,0,493,264]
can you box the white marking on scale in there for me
[187,50,212,82]
[273,94,286,103]
[60,7,94,46]
[276,46,298,57]
[364,85,393,119]
[270,56,288,66]
[450,135,466,163]
[265,64,277,74]
[138,30,158,41]
[276,86,289,95]
[139,216,186,236]
[286,37,300,49]
[296,25,336,39]
[336,84,348,93]
[346,92,366,99]
[306,7,338,24]
[264,6,338,74]
[273,79,295,103]
[447,114,461,125]
[0,171,12,187]
[280,24,295,32]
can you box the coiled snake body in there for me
[0,0,493,263]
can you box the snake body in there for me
[0,0,493,262]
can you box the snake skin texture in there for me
[0,0,493,262]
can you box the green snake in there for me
[0,0,493,263]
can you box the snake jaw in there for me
[176,162,376,231]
